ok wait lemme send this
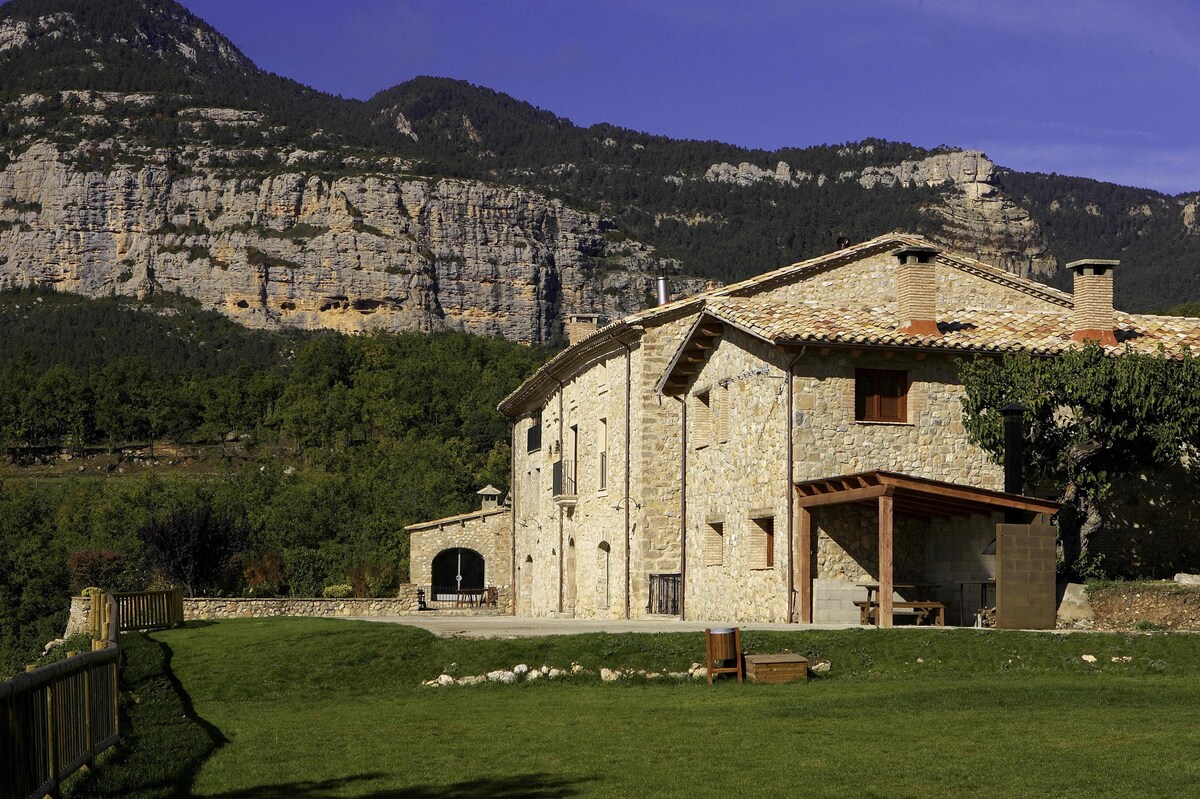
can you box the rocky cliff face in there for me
[0,117,694,345]
[705,150,1053,279]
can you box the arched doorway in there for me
[432,547,485,601]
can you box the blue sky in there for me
[176,0,1200,194]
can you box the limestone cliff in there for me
[0,129,694,345]
[705,150,1053,279]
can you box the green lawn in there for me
[69,619,1200,798]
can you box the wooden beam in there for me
[699,325,723,337]
[794,484,891,508]
[878,494,894,628]
[796,505,812,624]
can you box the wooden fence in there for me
[1,587,184,799]
[109,589,185,633]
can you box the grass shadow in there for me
[66,632,228,798]
[206,772,595,798]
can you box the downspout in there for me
[622,342,633,620]
[557,379,565,614]
[677,395,687,620]
[786,348,805,622]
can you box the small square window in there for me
[855,369,908,423]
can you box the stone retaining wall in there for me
[63,584,512,636]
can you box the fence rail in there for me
[2,593,121,799]
[2,586,183,799]
[112,589,185,632]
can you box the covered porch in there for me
[793,471,1060,629]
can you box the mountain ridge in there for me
[0,0,1197,341]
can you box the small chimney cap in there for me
[1065,259,1119,273]
[892,245,941,263]
[477,484,502,497]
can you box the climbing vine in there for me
[959,345,1200,575]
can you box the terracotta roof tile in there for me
[706,297,1200,357]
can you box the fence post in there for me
[46,678,60,799]
[83,661,93,772]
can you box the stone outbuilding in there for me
[405,486,512,609]
[496,233,1200,627]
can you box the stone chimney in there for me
[892,245,942,336]
[565,314,604,346]
[478,484,502,510]
[1066,259,1118,346]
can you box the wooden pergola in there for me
[793,470,1060,626]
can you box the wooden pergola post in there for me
[796,505,812,623]
[877,494,894,628]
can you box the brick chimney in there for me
[565,314,604,346]
[1066,259,1118,346]
[892,245,941,336]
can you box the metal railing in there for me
[647,573,681,616]
[552,459,576,497]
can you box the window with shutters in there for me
[855,369,908,423]
[705,521,724,566]
[749,516,775,570]
[598,417,607,492]
[693,390,712,448]
[714,384,730,443]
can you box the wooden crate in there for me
[745,654,809,684]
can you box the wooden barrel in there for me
[708,628,737,661]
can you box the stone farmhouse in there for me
[412,232,1200,627]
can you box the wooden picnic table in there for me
[854,583,946,626]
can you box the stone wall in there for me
[681,326,1008,625]
[766,251,1067,313]
[682,329,791,623]
[63,586,512,636]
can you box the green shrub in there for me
[322,584,353,599]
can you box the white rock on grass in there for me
[513,664,529,677]
[571,663,584,674]
[1081,654,1097,664]
[811,661,831,675]
[1111,656,1132,663]
[600,667,620,682]
[689,666,708,680]
[526,669,541,682]
[548,668,565,679]
[460,675,485,686]
[436,674,455,687]
[540,665,550,674]
[487,670,516,684]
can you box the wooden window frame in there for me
[855,368,909,423]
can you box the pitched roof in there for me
[498,232,1074,416]
[708,297,1200,355]
[659,297,1200,394]
[403,506,509,533]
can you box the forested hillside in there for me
[0,289,551,677]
